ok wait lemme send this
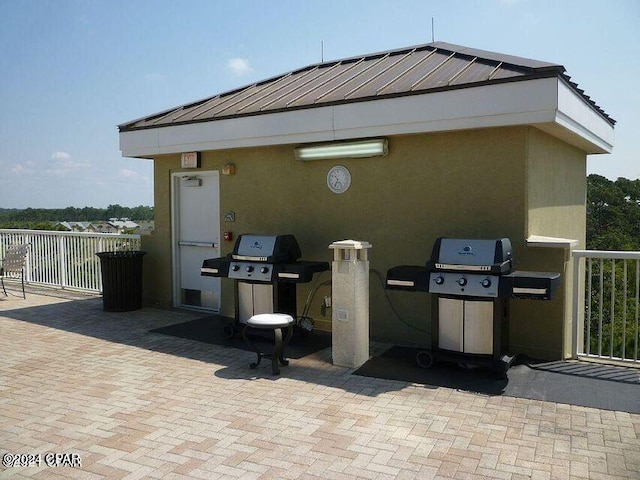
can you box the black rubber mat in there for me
[353,346,640,413]
[149,315,331,360]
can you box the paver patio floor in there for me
[1,290,639,479]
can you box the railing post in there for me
[571,252,583,359]
[24,232,33,284]
[58,235,68,288]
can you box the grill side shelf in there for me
[201,256,232,277]
[502,270,561,300]
[277,261,330,283]
[385,265,430,292]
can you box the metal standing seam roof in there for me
[118,41,615,132]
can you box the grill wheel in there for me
[416,350,434,369]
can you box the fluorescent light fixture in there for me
[295,138,388,161]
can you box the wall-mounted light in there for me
[294,138,388,161]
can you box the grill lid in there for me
[426,237,513,274]
[231,234,302,263]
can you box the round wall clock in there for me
[327,165,351,194]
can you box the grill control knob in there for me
[245,266,254,273]
[260,266,269,274]
[434,276,444,285]
[482,278,492,288]
[231,265,240,272]
[457,277,467,286]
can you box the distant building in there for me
[90,222,119,234]
[55,218,151,234]
[108,218,140,232]
[54,221,91,232]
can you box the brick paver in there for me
[1,291,639,479]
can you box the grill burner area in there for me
[386,237,561,373]
[201,234,329,334]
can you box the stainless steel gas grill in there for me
[201,234,329,336]
[386,237,560,373]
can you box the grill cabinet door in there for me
[463,300,493,354]
[237,282,274,323]
[438,297,464,352]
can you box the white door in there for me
[172,171,221,311]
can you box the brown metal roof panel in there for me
[185,84,271,120]
[277,59,375,108]
[435,56,479,86]
[287,52,420,106]
[188,84,275,119]
[412,54,471,90]
[251,62,354,111]
[305,54,402,104]
[148,83,259,126]
[430,41,561,69]
[375,50,450,94]
[303,67,373,104]
[155,101,217,125]
[373,49,441,95]
[182,97,230,121]
[233,70,319,114]
[304,53,397,103]
[490,64,530,80]
[245,69,326,112]
[322,49,481,99]
[118,41,614,131]
[315,51,423,103]
[336,50,436,100]
[140,106,186,127]
[449,61,505,85]
[186,67,321,121]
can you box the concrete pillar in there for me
[329,240,372,368]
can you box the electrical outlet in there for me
[324,296,331,308]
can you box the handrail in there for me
[0,229,141,292]
[572,249,640,365]
[573,250,640,260]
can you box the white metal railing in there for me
[572,249,640,365]
[0,229,141,293]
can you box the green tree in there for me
[587,174,640,250]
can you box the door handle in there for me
[178,241,219,248]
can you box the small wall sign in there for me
[224,211,236,222]
[181,152,201,168]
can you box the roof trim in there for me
[119,76,614,158]
[119,69,565,133]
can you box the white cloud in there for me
[47,152,91,176]
[51,151,71,160]
[10,161,37,175]
[119,169,138,178]
[227,57,254,76]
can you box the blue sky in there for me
[0,0,638,208]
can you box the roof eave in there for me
[120,76,613,158]
[118,71,563,134]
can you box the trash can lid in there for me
[96,251,147,258]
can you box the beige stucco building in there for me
[119,42,614,361]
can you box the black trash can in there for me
[96,251,146,312]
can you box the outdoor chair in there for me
[1,243,29,299]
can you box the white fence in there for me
[0,229,141,293]
[572,250,640,365]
